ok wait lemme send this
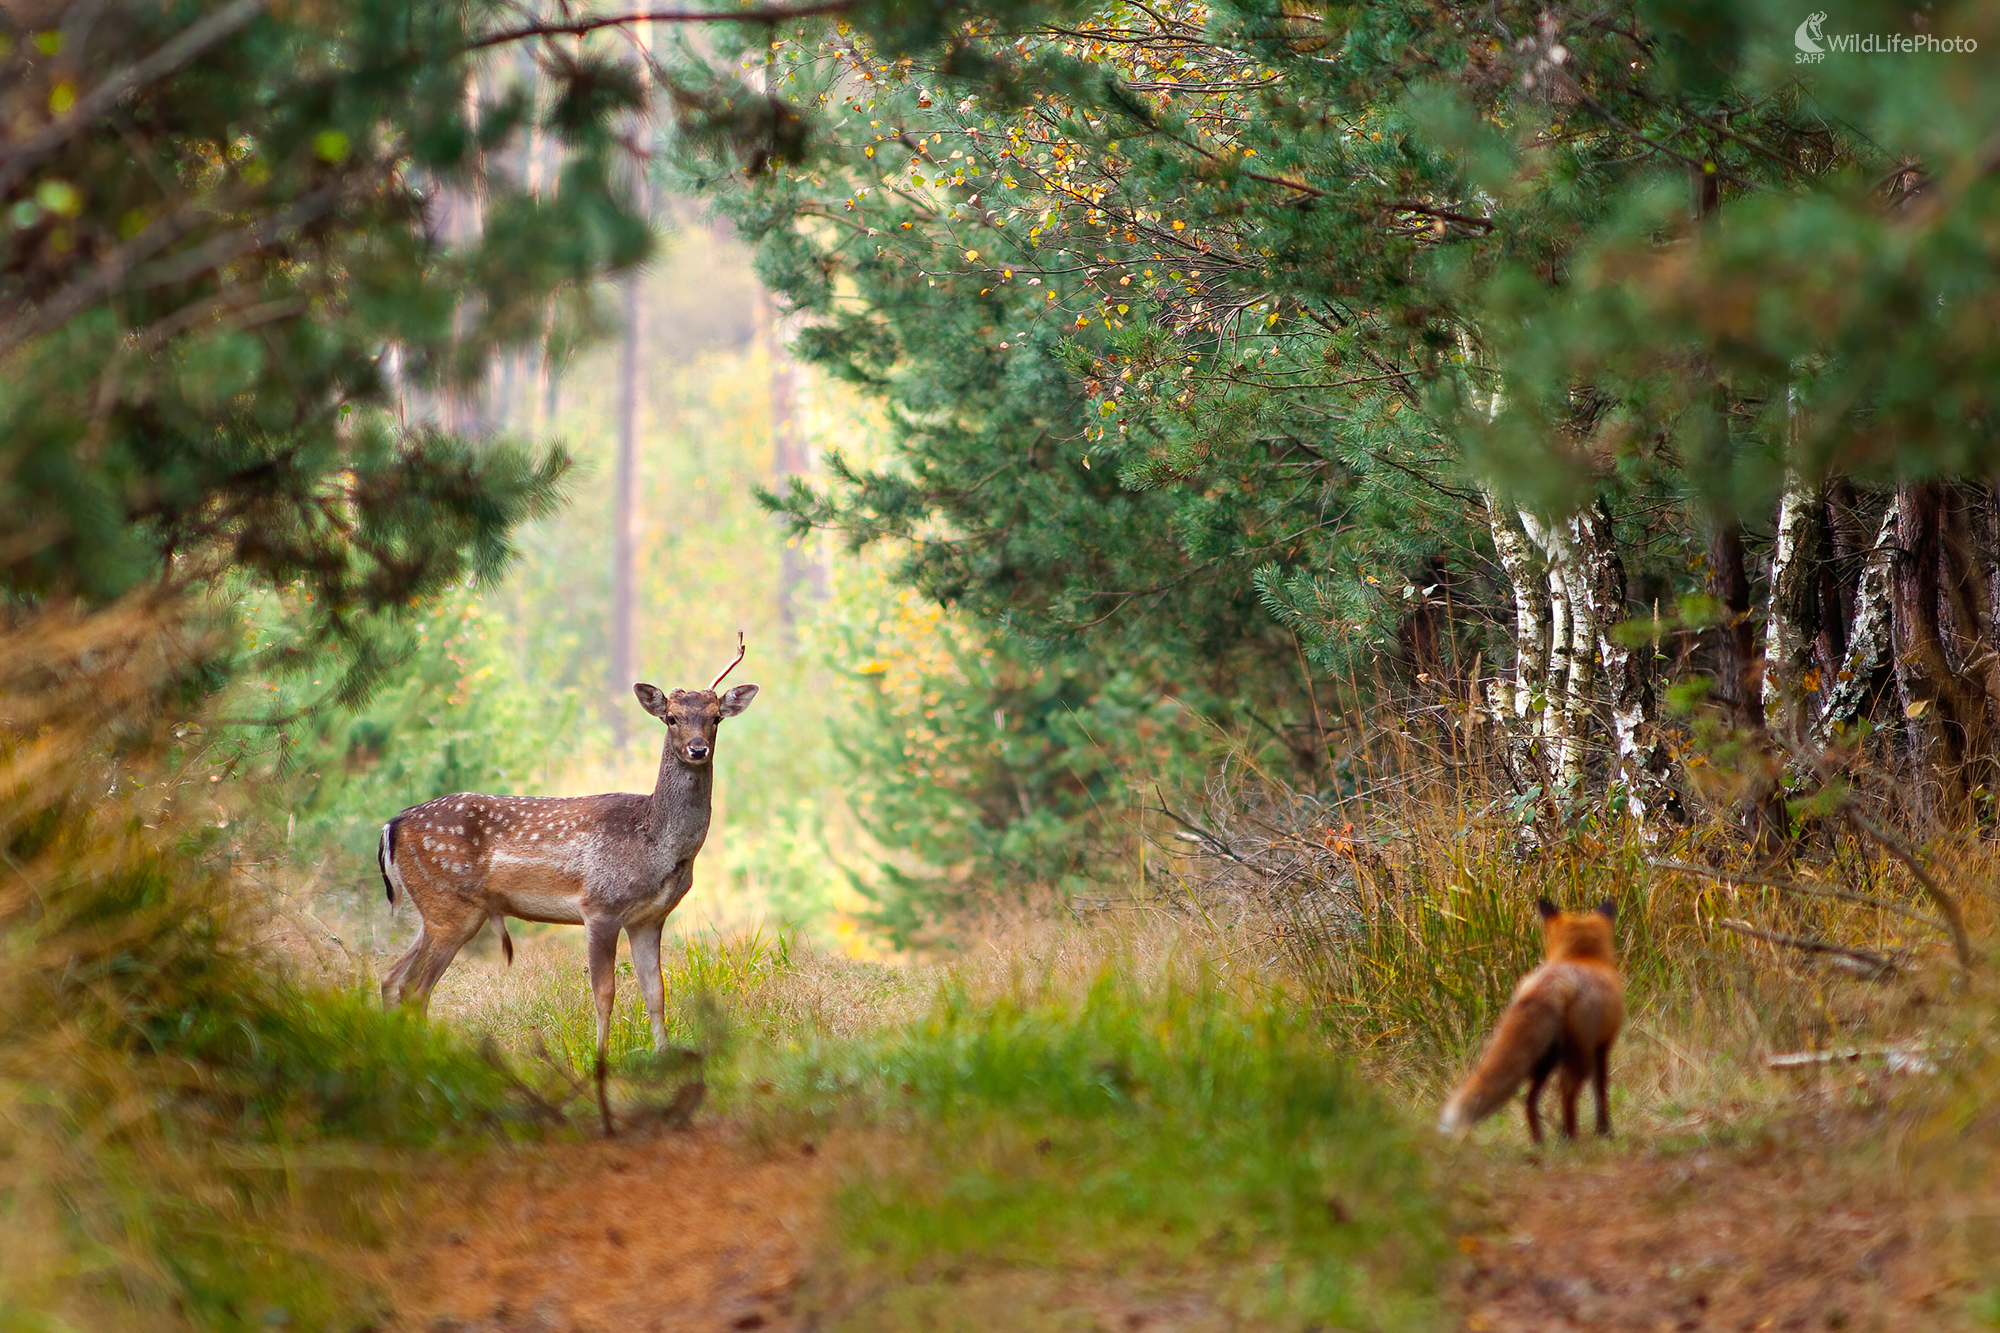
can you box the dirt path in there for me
[377,1117,1979,1332]
[1455,1128,1977,1333]
[379,1125,830,1333]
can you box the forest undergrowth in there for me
[9,607,2000,1330]
[356,756,2000,1329]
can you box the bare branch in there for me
[468,1,859,49]
[1716,917,1899,980]
[0,0,270,200]
[1644,857,1948,935]
[1841,810,1976,971]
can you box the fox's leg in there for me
[1523,1046,1559,1145]
[1592,1041,1614,1137]
[1557,1063,1584,1139]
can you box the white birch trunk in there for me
[1764,464,1819,738]
[1810,504,1895,748]
[1521,510,1580,784]
[1571,500,1680,834]
[1538,515,1596,789]
[1482,491,1549,725]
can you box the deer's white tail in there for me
[378,819,407,906]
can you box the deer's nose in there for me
[687,741,710,759]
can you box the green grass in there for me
[719,959,1448,1331]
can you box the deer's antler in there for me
[709,631,746,690]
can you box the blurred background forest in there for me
[254,210,882,954]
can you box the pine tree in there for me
[663,0,2000,850]
[2,0,654,701]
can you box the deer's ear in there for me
[718,683,759,717]
[634,683,671,720]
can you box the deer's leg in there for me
[406,913,484,1017]
[380,923,427,1009]
[627,920,670,1054]
[586,917,623,1062]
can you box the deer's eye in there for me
[666,715,677,725]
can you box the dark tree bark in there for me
[1815,477,1865,683]
[1710,519,1787,856]
[758,289,822,637]
[1889,481,1995,824]
[610,269,643,747]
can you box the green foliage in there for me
[0,612,528,1327]
[812,566,1212,940]
[654,0,2000,852]
[1,0,651,702]
[784,966,1446,1330]
[231,586,593,869]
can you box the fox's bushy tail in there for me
[1437,992,1562,1134]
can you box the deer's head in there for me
[634,682,758,765]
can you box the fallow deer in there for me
[377,637,757,1073]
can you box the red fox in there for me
[1437,898,1624,1143]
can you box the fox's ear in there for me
[1536,898,1560,921]
[1595,898,1616,921]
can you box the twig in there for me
[1149,792,1265,875]
[1716,917,1898,979]
[1645,857,1947,934]
[1841,810,1975,970]
[468,1,858,49]
[0,0,270,199]
[1766,1043,1936,1073]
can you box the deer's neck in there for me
[646,747,713,853]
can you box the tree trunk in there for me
[1763,470,1822,742]
[1710,519,1787,856]
[1574,498,1682,833]
[1538,515,1596,791]
[1520,510,1579,786]
[1888,480,1995,825]
[758,289,820,637]
[1811,501,1895,749]
[610,271,643,747]
[608,23,653,747]
[1481,493,1548,728]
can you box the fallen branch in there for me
[1151,787,1266,876]
[1716,917,1899,979]
[1766,1043,1936,1073]
[1841,810,1975,970]
[1646,857,1947,933]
